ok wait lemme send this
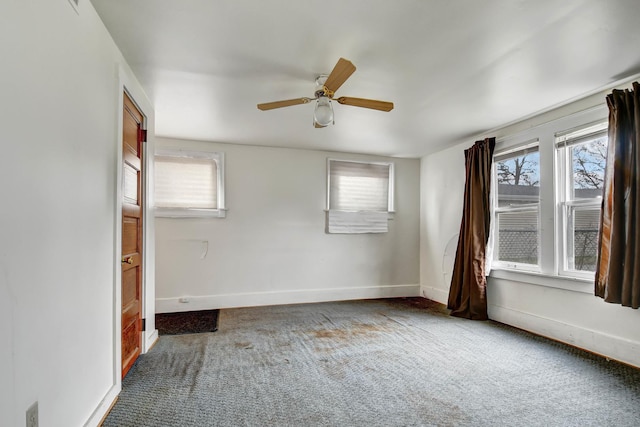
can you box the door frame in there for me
[86,65,157,427]
[120,91,145,378]
[114,67,157,387]
[116,70,158,364]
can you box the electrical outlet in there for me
[26,401,38,427]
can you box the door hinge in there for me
[139,128,147,143]
[141,318,146,332]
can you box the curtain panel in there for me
[595,82,640,309]
[448,137,496,320]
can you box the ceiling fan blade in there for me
[336,97,394,112]
[257,97,312,110]
[323,58,356,94]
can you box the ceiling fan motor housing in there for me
[315,75,331,98]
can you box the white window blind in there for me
[327,210,389,234]
[155,156,217,209]
[329,160,392,212]
[555,121,608,149]
[154,149,225,218]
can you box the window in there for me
[326,159,394,234]
[556,121,607,277]
[493,143,540,270]
[154,148,225,218]
[327,159,394,212]
[489,105,609,288]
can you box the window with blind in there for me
[154,149,225,218]
[326,159,394,234]
[556,121,607,278]
[493,142,541,270]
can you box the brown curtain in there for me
[595,82,640,309]
[447,137,496,320]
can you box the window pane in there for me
[497,210,539,265]
[496,150,540,207]
[567,207,600,272]
[155,156,217,209]
[330,161,390,211]
[570,136,607,199]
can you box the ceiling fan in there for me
[257,58,394,128]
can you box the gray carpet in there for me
[103,298,640,426]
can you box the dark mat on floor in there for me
[155,309,219,335]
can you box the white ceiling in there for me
[91,0,640,158]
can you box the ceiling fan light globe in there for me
[314,97,334,127]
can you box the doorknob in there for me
[121,256,134,264]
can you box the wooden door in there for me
[121,93,144,378]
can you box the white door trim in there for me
[85,63,156,427]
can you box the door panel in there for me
[121,92,144,378]
[122,268,138,304]
[122,218,139,255]
[123,164,139,204]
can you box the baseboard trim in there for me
[420,286,449,305]
[143,329,159,353]
[156,284,420,313]
[489,303,640,369]
[84,383,120,427]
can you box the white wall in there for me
[420,145,466,304]
[420,85,640,368]
[155,138,420,312]
[0,1,154,426]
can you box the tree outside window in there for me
[566,136,607,271]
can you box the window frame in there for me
[555,121,607,279]
[326,158,395,213]
[492,140,541,273]
[489,104,608,291]
[154,148,226,218]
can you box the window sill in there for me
[489,268,593,294]
[154,208,227,218]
